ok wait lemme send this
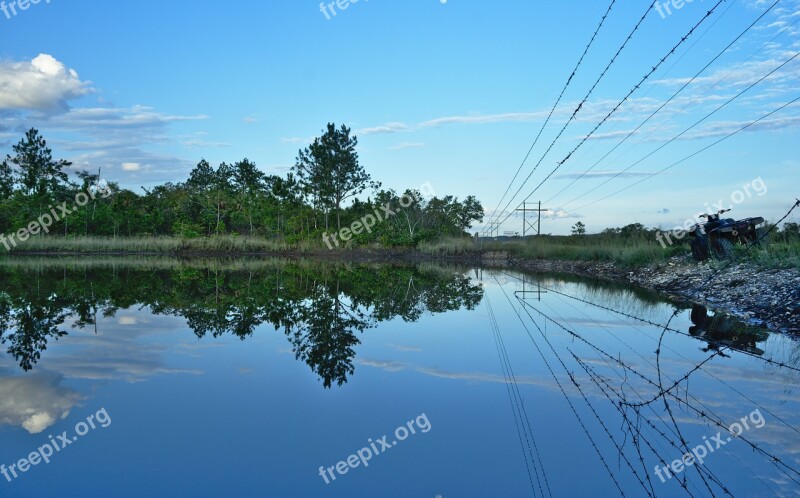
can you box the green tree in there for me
[782,222,799,241]
[620,223,648,239]
[0,160,14,198]
[293,123,376,230]
[454,195,484,231]
[231,158,265,234]
[186,159,216,191]
[571,221,586,236]
[6,128,70,197]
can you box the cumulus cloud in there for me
[542,209,583,220]
[0,54,92,112]
[0,54,212,185]
[0,372,83,434]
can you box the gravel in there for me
[503,254,799,334]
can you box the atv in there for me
[689,305,767,356]
[688,209,766,262]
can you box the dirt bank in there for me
[504,255,799,334]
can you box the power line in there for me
[574,12,800,197]
[488,0,727,233]
[484,0,618,233]
[492,274,631,496]
[566,88,800,213]
[560,0,740,174]
[482,1,656,234]
[497,269,780,494]
[542,0,782,207]
[486,296,551,497]
[520,0,728,202]
[514,293,800,487]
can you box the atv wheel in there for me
[712,238,735,259]
[690,305,708,326]
[691,238,710,261]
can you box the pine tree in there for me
[6,128,70,196]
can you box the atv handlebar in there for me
[699,208,731,219]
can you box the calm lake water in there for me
[0,258,798,497]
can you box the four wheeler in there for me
[687,209,767,262]
[689,305,767,356]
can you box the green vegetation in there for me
[422,224,683,265]
[0,126,484,251]
[7,235,296,254]
[736,226,800,269]
[1,127,796,270]
[495,236,684,267]
[426,222,800,269]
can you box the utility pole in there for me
[515,201,550,236]
[517,274,548,301]
[484,221,501,238]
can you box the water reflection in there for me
[0,260,798,497]
[689,304,769,356]
[0,259,483,388]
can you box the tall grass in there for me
[4,236,297,254]
[488,234,800,269]
[417,237,480,256]
[732,241,800,269]
[493,235,685,267]
[418,234,682,266]
[5,234,798,269]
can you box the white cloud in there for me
[357,122,410,135]
[280,136,313,145]
[0,54,93,112]
[682,114,800,140]
[420,111,546,128]
[543,209,583,220]
[122,162,141,171]
[180,139,232,148]
[388,142,425,150]
[43,105,207,131]
[0,372,83,434]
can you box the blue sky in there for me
[1,0,798,234]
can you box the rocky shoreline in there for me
[503,254,800,334]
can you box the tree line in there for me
[0,124,484,246]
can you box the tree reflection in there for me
[0,260,484,387]
[288,284,371,388]
[0,290,69,371]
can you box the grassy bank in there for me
[491,236,684,267]
[3,235,298,254]
[415,234,685,266]
[3,234,799,269]
[419,235,800,269]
